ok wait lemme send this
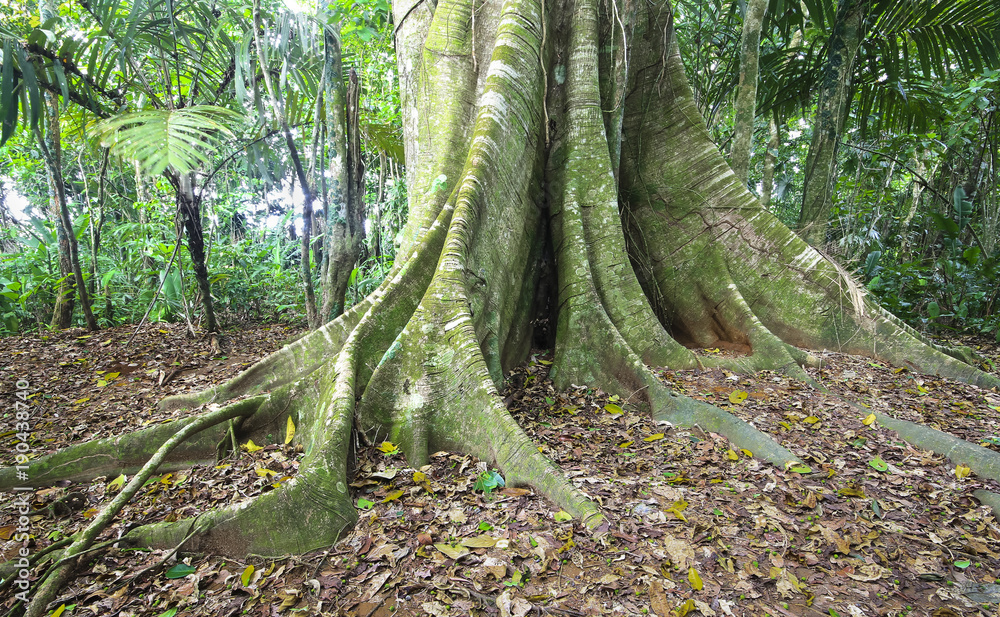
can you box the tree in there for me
[728,0,769,183]
[795,0,1000,245]
[4,0,1000,614]
[35,0,99,331]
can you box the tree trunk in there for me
[177,172,218,333]
[729,0,768,184]
[761,113,779,208]
[44,92,76,330]
[36,41,99,332]
[319,20,366,322]
[7,4,1000,608]
[796,0,868,246]
[41,0,76,329]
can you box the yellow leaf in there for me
[676,599,696,617]
[50,605,66,617]
[378,441,399,454]
[72,397,90,405]
[688,567,704,590]
[241,564,255,587]
[96,380,108,388]
[108,474,126,492]
[285,416,295,445]
[727,449,738,461]
[741,449,753,457]
[553,511,572,522]
[538,360,552,365]
[862,413,876,426]
[254,468,277,478]
[413,471,426,483]
[604,403,623,415]
[382,489,404,502]
[666,499,688,522]
[619,440,634,448]
[643,433,665,442]
[105,372,120,380]
[728,390,748,405]
[434,543,471,560]
[803,416,819,424]
[82,508,99,518]
[243,439,264,452]
[159,329,169,334]
[778,421,792,430]
[704,347,720,353]
[956,464,972,479]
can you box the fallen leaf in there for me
[285,416,295,444]
[604,403,623,415]
[644,433,665,442]
[382,489,404,502]
[241,564,255,587]
[688,566,703,590]
[108,474,126,492]
[165,563,197,579]
[243,440,263,453]
[377,441,399,455]
[434,543,471,560]
[955,464,971,479]
[862,413,876,426]
[461,534,498,548]
[649,580,670,616]
[553,511,572,522]
[869,456,888,472]
[729,390,748,405]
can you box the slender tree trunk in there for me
[761,114,779,209]
[35,31,99,331]
[41,0,75,329]
[319,26,366,322]
[729,0,768,184]
[177,173,218,333]
[797,0,868,246]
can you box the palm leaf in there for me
[95,105,241,175]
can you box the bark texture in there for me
[5,4,1000,612]
[319,19,366,323]
[729,0,768,184]
[797,0,868,246]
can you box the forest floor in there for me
[2,322,1000,617]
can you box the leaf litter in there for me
[1,325,1000,616]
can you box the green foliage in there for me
[473,470,505,495]
[94,107,241,175]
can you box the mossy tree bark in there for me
[319,15,366,322]
[728,0,768,184]
[796,0,868,246]
[5,1,1000,613]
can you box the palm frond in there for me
[94,105,241,175]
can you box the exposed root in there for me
[22,397,261,617]
[875,412,1000,488]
